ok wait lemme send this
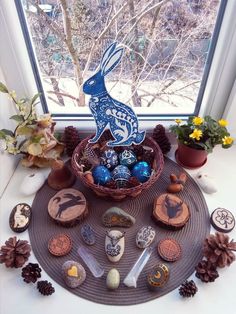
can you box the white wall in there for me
[0,68,20,197]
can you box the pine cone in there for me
[37,280,55,296]
[63,126,80,157]
[203,232,236,268]
[179,280,198,298]
[21,263,42,283]
[142,150,155,165]
[153,124,171,154]
[132,145,144,159]
[128,176,141,188]
[0,237,31,268]
[105,180,117,189]
[195,260,219,283]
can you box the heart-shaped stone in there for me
[67,265,78,277]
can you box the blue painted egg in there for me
[100,149,118,170]
[92,165,112,185]
[119,150,137,168]
[131,161,151,183]
[112,165,131,188]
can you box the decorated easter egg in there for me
[100,149,118,170]
[119,150,137,168]
[112,165,131,188]
[131,161,151,183]
[92,165,112,185]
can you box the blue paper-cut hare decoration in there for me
[83,42,146,147]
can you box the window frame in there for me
[0,0,235,132]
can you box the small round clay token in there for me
[210,208,235,233]
[157,238,181,262]
[48,233,72,256]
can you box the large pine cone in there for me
[153,124,171,154]
[0,237,31,268]
[195,260,219,283]
[179,280,198,298]
[22,263,42,283]
[63,126,80,157]
[37,280,55,296]
[203,232,236,268]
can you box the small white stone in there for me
[106,268,120,290]
[195,172,217,194]
[20,172,45,196]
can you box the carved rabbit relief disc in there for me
[48,188,88,227]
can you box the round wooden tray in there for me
[28,157,210,305]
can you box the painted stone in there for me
[92,165,112,185]
[119,150,137,168]
[62,260,86,288]
[9,203,32,233]
[106,268,120,290]
[20,172,45,196]
[102,207,135,228]
[147,264,169,290]
[105,230,125,262]
[100,149,118,170]
[80,224,96,245]
[131,161,151,183]
[112,165,131,188]
[136,226,156,249]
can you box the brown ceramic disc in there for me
[210,208,235,233]
[157,238,182,262]
[9,203,32,233]
[48,188,88,227]
[147,264,169,290]
[48,233,72,256]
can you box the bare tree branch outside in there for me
[21,0,221,115]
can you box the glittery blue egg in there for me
[100,149,118,170]
[112,165,131,188]
[131,161,151,183]
[119,150,137,168]
[92,165,112,185]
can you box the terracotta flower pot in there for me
[175,142,207,169]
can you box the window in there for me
[16,0,226,118]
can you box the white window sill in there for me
[0,145,236,314]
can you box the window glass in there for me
[18,0,223,117]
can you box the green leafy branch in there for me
[0,82,40,155]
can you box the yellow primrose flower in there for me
[189,129,203,141]
[193,116,204,125]
[222,136,234,146]
[175,119,182,125]
[218,119,228,127]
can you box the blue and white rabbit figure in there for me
[83,42,146,146]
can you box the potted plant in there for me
[170,116,234,169]
[0,82,64,167]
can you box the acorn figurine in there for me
[47,160,76,190]
[167,172,187,193]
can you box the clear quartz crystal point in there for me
[123,246,153,288]
[77,245,104,278]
